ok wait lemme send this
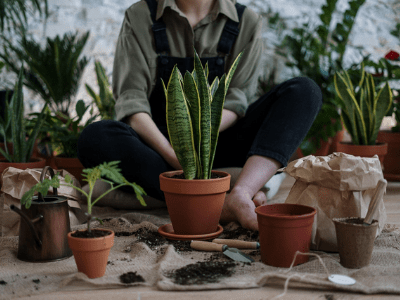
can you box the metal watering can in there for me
[10,166,73,262]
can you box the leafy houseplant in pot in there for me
[159,51,242,237]
[335,64,392,164]
[43,100,97,185]
[0,68,47,176]
[22,161,147,278]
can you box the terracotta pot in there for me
[0,158,46,180]
[377,131,400,181]
[159,170,231,235]
[336,142,388,166]
[54,156,84,185]
[296,139,331,158]
[67,229,114,278]
[333,217,378,269]
[255,203,316,268]
[330,129,345,154]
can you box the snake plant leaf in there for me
[210,76,219,99]
[335,72,359,144]
[349,89,368,145]
[183,71,201,176]
[369,82,392,144]
[166,65,197,179]
[194,52,211,179]
[224,53,243,94]
[209,74,226,178]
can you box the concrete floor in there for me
[18,176,400,300]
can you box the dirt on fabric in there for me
[165,261,237,285]
[71,229,112,238]
[119,272,145,284]
[219,226,259,241]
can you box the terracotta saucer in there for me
[158,224,223,241]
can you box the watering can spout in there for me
[10,204,43,248]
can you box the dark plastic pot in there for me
[255,203,317,268]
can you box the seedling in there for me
[21,161,147,232]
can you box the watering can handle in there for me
[364,179,387,225]
[38,166,58,202]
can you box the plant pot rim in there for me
[68,228,114,240]
[160,170,230,181]
[0,157,45,164]
[31,195,68,205]
[338,142,387,147]
[255,203,317,220]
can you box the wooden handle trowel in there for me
[190,240,255,263]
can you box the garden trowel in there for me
[190,240,255,263]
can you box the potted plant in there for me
[279,0,368,156]
[335,64,392,164]
[21,160,147,278]
[0,67,47,175]
[42,100,97,184]
[159,50,241,236]
[85,60,116,120]
[373,50,400,181]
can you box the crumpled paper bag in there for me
[0,167,85,237]
[284,152,387,252]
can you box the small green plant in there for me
[85,60,116,120]
[0,67,47,162]
[162,50,242,179]
[335,64,392,145]
[21,161,147,232]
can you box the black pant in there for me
[78,77,322,201]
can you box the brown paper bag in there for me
[0,167,85,237]
[284,152,387,252]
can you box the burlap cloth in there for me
[1,201,400,299]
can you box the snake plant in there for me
[334,64,392,145]
[163,51,242,179]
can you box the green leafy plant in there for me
[279,0,367,155]
[21,161,147,232]
[41,100,97,158]
[0,0,48,34]
[162,51,242,179]
[335,64,392,145]
[85,60,116,120]
[0,67,47,162]
[0,31,90,117]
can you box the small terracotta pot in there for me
[159,170,231,235]
[333,217,378,269]
[67,229,114,278]
[0,158,46,180]
[377,131,400,180]
[336,142,388,165]
[255,203,317,268]
[54,156,84,185]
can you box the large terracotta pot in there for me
[336,142,388,166]
[67,229,114,279]
[255,203,316,268]
[54,156,84,185]
[0,158,46,180]
[159,170,231,235]
[377,130,400,181]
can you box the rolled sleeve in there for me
[224,11,264,118]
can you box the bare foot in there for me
[252,189,267,207]
[220,186,259,231]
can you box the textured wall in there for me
[4,0,400,112]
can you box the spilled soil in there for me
[119,272,145,284]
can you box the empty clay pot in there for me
[333,217,378,269]
[255,203,317,268]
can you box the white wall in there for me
[5,0,400,112]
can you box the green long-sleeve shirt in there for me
[113,0,264,122]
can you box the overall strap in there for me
[145,0,170,54]
[217,3,246,55]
